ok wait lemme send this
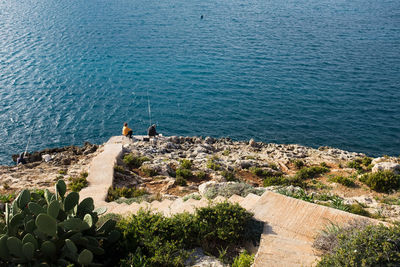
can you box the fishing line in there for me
[146,87,152,126]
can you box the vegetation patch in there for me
[117,202,262,265]
[123,154,150,169]
[292,159,305,169]
[316,222,400,266]
[106,186,147,202]
[359,170,400,193]
[183,193,201,202]
[179,159,192,170]
[221,170,237,182]
[0,192,15,203]
[232,251,254,267]
[328,175,355,187]
[68,171,89,192]
[295,166,329,180]
[207,157,221,171]
[263,175,304,187]
[195,171,207,180]
[140,166,159,177]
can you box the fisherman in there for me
[16,153,26,165]
[147,124,159,137]
[122,122,133,138]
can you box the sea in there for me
[0,0,399,165]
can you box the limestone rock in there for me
[372,162,400,175]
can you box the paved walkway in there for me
[81,136,383,267]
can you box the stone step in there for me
[238,193,261,211]
[228,194,244,204]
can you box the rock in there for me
[185,247,225,267]
[205,136,215,144]
[249,139,258,148]
[235,160,256,169]
[372,162,400,175]
[169,136,180,144]
[198,181,219,196]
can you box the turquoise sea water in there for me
[0,0,399,165]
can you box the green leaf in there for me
[60,218,89,231]
[41,241,56,257]
[78,249,93,265]
[0,235,10,260]
[64,192,79,212]
[28,202,45,216]
[83,214,93,228]
[47,200,60,218]
[56,180,67,199]
[65,239,77,254]
[35,214,57,237]
[22,242,34,260]
[22,233,38,250]
[17,190,30,209]
[6,236,24,258]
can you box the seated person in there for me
[17,153,26,165]
[147,124,159,137]
[122,122,133,138]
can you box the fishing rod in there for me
[24,130,33,157]
[146,87,152,126]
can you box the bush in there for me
[0,193,15,203]
[263,176,288,186]
[176,167,193,179]
[232,251,254,267]
[328,175,355,187]
[221,170,237,182]
[320,162,328,168]
[141,166,158,177]
[68,172,89,192]
[207,158,221,171]
[117,203,261,265]
[195,171,207,180]
[295,166,329,180]
[175,176,187,186]
[317,224,400,266]
[183,193,201,202]
[179,159,192,170]
[362,156,372,166]
[293,160,305,169]
[347,158,363,170]
[360,170,400,193]
[348,203,371,217]
[123,154,150,169]
[106,186,147,202]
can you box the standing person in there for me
[147,124,158,137]
[16,153,26,165]
[122,122,133,138]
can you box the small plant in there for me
[249,167,264,177]
[293,160,305,169]
[176,168,193,179]
[107,186,147,202]
[183,193,201,202]
[3,182,10,190]
[195,171,207,180]
[330,196,350,212]
[207,158,221,171]
[348,203,371,217]
[269,163,279,170]
[221,170,237,182]
[295,166,329,180]
[222,150,230,156]
[328,175,355,187]
[347,158,363,171]
[68,172,89,192]
[263,176,288,187]
[123,154,150,169]
[141,166,158,177]
[320,162,328,168]
[175,176,187,186]
[179,159,192,170]
[360,170,400,193]
[232,251,254,267]
[114,165,127,174]
[0,193,15,203]
[362,156,372,166]
[204,183,265,199]
[58,169,67,175]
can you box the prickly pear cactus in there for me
[0,180,119,266]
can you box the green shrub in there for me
[232,251,254,267]
[195,171,207,180]
[207,158,221,171]
[175,176,187,186]
[317,224,400,266]
[348,203,371,217]
[114,165,127,174]
[328,175,355,187]
[141,166,158,177]
[179,159,192,170]
[176,167,193,179]
[123,154,150,169]
[295,166,329,180]
[249,167,264,177]
[183,193,201,202]
[221,170,237,182]
[58,169,67,175]
[0,181,120,266]
[117,203,261,265]
[106,186,147,202]
[263,176,288,186]
[362,156,372,166]
[269,163,279,170]
[68,172,89,192]
[360,170,400,193]
[222,150,230,156]
[293,160,305,169]
[320,162,328,168]
[0,193,15,203]
[347,158,363,170]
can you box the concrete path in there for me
[82,136,383,267]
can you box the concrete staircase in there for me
[81,136,382,267]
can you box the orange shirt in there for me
[122,126,132,136]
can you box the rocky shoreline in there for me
[1,136,400,221]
